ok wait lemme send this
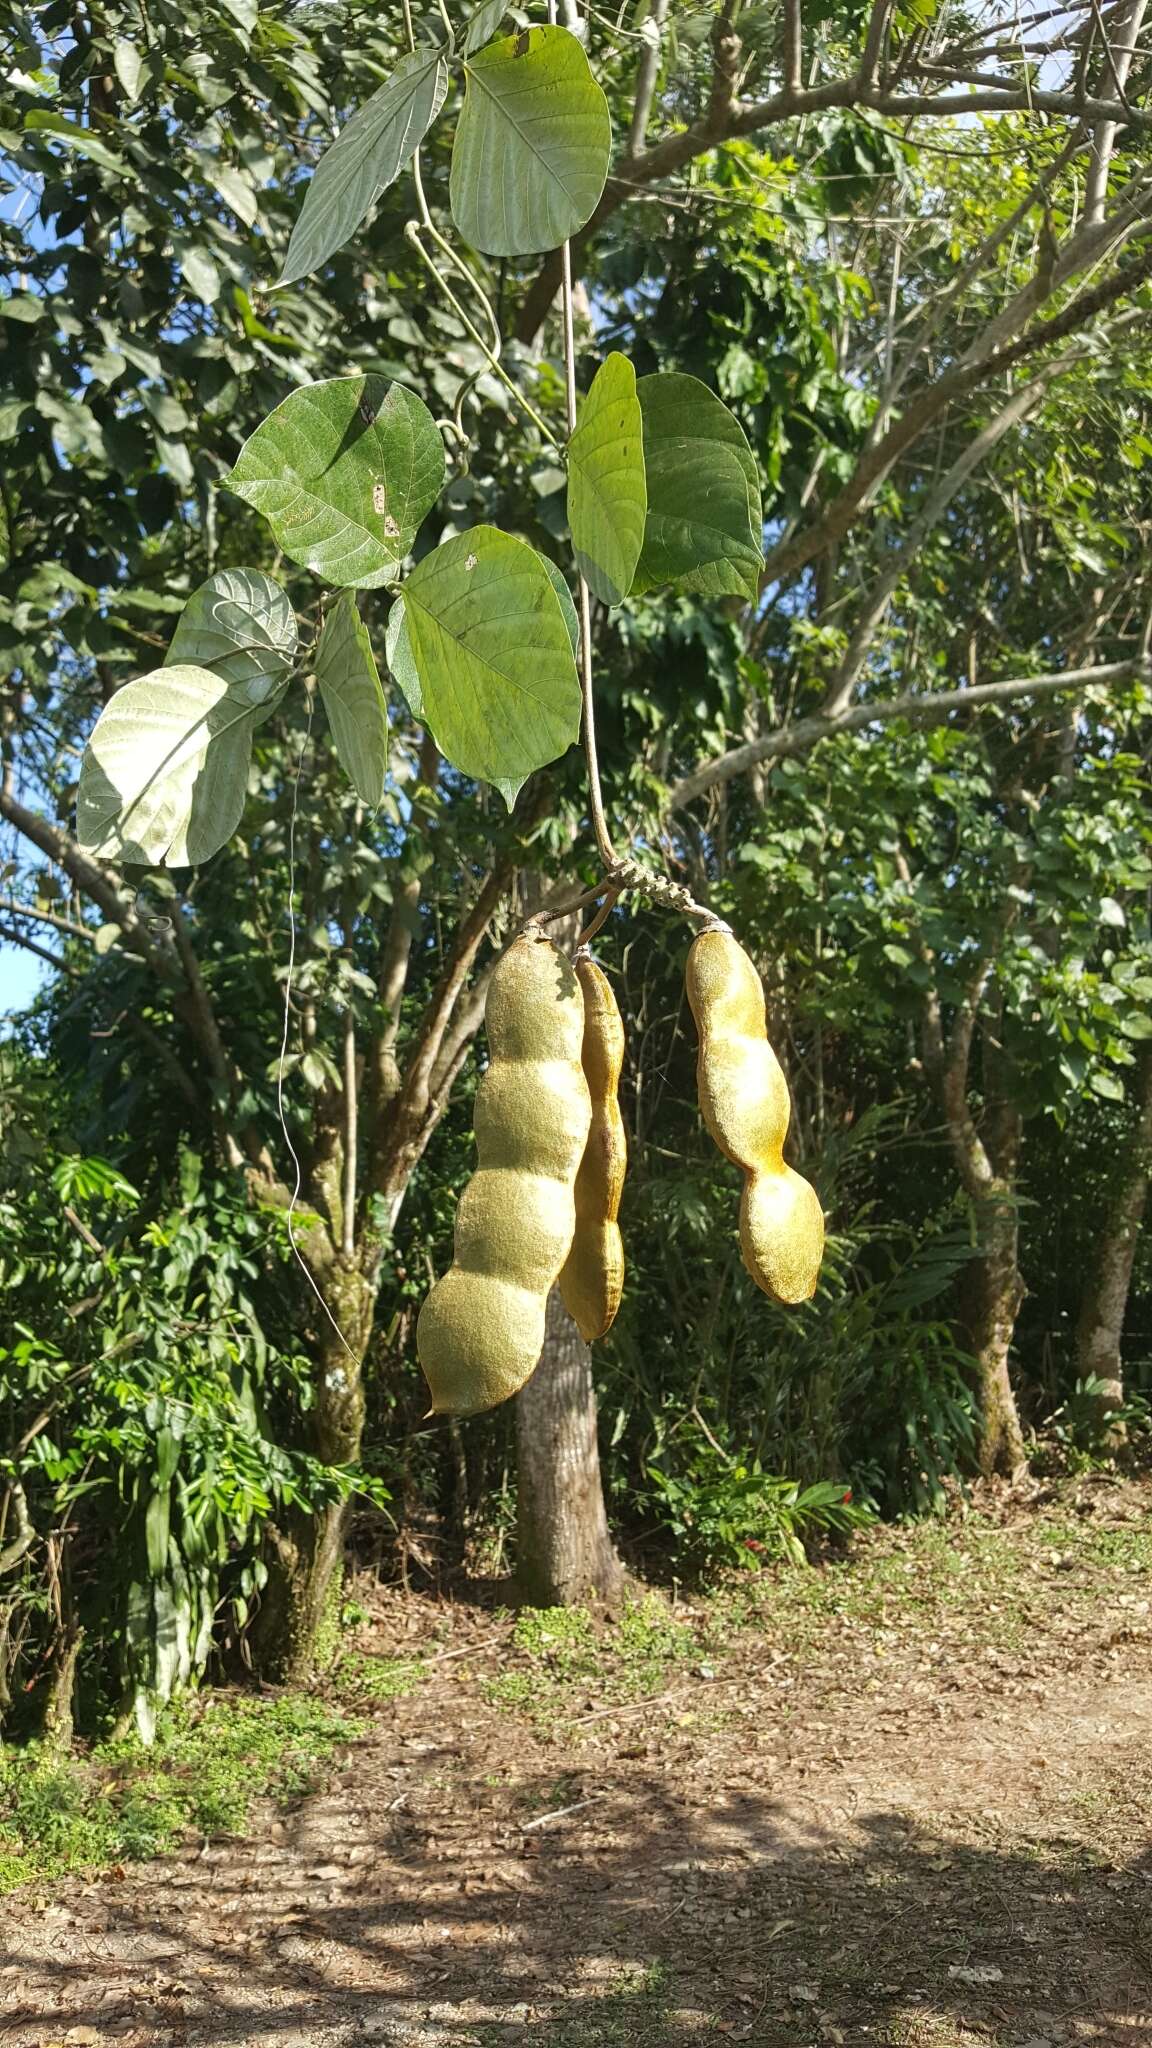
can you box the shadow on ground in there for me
[3,1751,1150,2047]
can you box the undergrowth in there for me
[0,1691,359,1893]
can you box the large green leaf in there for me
[77,661,281,866]
[567,352,646,607]
[315,592,389,807]
[165,569,297,696]
[450,26,611,257]
[631,372,764,601]
[402,526,581,800]
[277,48,448,288]
[223,376,445,589]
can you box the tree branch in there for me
[0,785,177,983]
[760,238,1152,585]
[514,67,1152,342]
[822,367,1064,717]
[0,921,79,979]
[667,658,1152,810]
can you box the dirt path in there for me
[4,1480,1152,2048]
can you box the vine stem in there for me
[549,0,722,933]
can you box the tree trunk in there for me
[514,1288,626,1608]
[252,1268,373,1682]
[962,1181,1027,1477]
[1075,1045,1152,1433]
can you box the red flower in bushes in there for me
[743,1538,764,1552]
[842,1490,852,1504]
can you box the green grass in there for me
[0,1691,359,1893]
[482,1596,701,1731]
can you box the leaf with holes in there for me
[402,526,581,801]
[166,569,297,697]
[450,26,611,257]
[567,352,646,606]
[223,376,445,589]
[77,662,283,866]
[315,592,389,807]
[277,48,448,287]
[632,372,763,601]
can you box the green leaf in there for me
[223,375,445,589]
[24,110,130,176]
[113,38,143,100]
[450,26,611,257]
[567,351,646,606]
[277,48,448,288]
[166,569,298,697]
[632,372,763,601]
[93,921,122,955]
[384,595,422,718]
[77,661,281,866]
[1091,1070,1126,1102]
[175,240,221,304]
[315,592,389,807]
[0,293,44,324]
[465,0,508,53]
[0,493,9,572]
[540,556,579,655]
[145,1487,170,1575]
[402,526,581,798]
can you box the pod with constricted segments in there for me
[417,932,591,1417]
[559,953,627,1342]
[685,927,824,1304]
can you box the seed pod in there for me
[686,928,824,1304]
[417,933,592,1417]
[559,954,627,1342]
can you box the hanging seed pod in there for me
[417,933,592,1416]
[686,928,824,1304]
[559,953,627,1342]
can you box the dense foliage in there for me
[3,0,1151,1737]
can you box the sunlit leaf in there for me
[77,661,283,866]
[567,351,646,606]
[223,375,445,589]
[402,525,581,800]
[450,26,611,256]
[166,569,297,696]
[277,48,448,287]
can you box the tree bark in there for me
[1075,1045,1152,1431]
[252,1266,374,1683]
[960,1179,1027,1478]
[514,1288,626,1608]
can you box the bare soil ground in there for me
[3,1475,1152,2048]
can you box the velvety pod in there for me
[417,934,592,1416]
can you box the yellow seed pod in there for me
[559,954,627,1343]
[417,933,592,1417]
[686,928,824,1304]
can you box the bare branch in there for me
[0,921,79,979]
[761,238,1152,585]
[0,897,95,943]
[667,659,1151,811]
[0,1481,34,1576]
[625,0,670,158]
[822,367,1063,717]
[515,68,1152,342]
[0,785,176,983]
[782,0,803,94]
